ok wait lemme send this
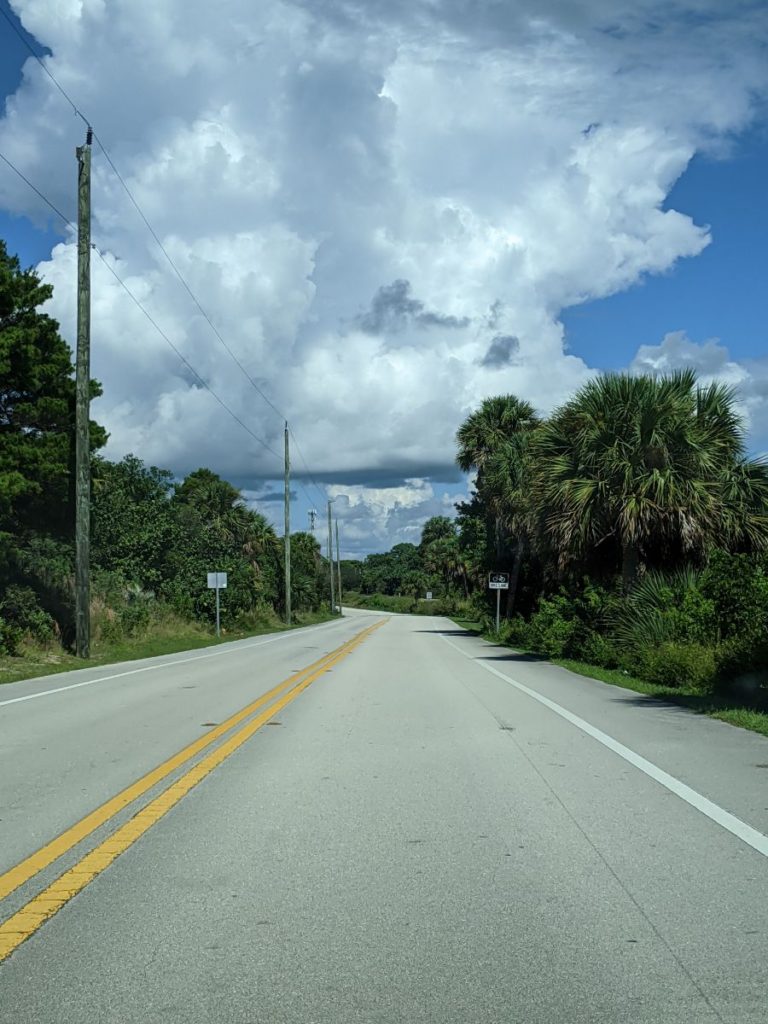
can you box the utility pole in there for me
[284,421,291,625]
[335,518,343,612]
[75,127,93,658]
[327,500,336,614]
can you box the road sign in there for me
[207,572,228,638]
[489,572,509,633]
[426,591,433,601]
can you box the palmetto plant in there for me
[611,565,703,651]
[532,370,768,589]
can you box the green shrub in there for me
[700,550,768,643]
[232,604,283,632]
[527,595,579,658]
[576,630,619,668]
[498,615,531,648]
[0,616,23,655]
[635,641,717,692]
[611,567,715,653]
[119,594,153,638]
[0,585,56,645]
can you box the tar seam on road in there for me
[0,619,387,961]
[438,628,768,860]
[0,617,349,708]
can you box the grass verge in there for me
[451,617,482,634]
[451,619,768,739]
[0,608,337,688]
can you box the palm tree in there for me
[174,468,279,578]
[532,370,768,590]
[456,395,540,614]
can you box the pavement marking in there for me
[0,617,387,962]
[0,617,348,708]
[439,630,768,860]
[0,620,384,906]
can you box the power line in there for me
[0,148,283,467]
[0,16,327,485]
[93,250,283,464]
[0,151,74,228]
[1,7,285,425]
[289,426,328,508]
[0,5,89,128]
[92,131,286,423]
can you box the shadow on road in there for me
[609,690,767,717]
[477,652,549,664]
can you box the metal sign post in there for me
[488,572,510,633]
[207,572,228,637]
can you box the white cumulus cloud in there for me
[631,331,768,451]
[1,0,767,550]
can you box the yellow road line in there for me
[0,620,384,906]
[0,617,386,961]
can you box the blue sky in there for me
[0,0,62,263]
[561,130,768,371]
[2,0,764,382]
[1,0,767,553]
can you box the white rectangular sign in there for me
[207,572,228,589]
[426,591,433,601]
[488,572,510,590]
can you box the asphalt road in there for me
[1,610,767,1023]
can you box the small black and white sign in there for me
[488,572,510,590]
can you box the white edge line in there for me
[438,628,768,859]
[0,618,347,708]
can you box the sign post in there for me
[488,572,510,633]
[207,572,228,637]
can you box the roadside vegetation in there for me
[4,234,768,734]
[345,380,768,737]
[0,241,334,682]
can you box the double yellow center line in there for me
[0,617,386,961]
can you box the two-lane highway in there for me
[1,611,767,1022]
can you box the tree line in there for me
[0,241,330,657]
[348,378,768,702]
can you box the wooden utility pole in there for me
[75,127,93,658]
[327,500,336,614]
[335,519,342,612]
[284,421,291,625]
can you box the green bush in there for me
[527,595,579,658]
[89,579,158,643]
[611,567,715,653]
[498,615,531,648]
[634,641,717,692]
[119,591,153,637]
[494,584,620,662]
[0,585,56,645]
[700,550,768,644]
[0,616,23,655]
[232,604,283,632]
[577,630,619,668]
[719,635,768,674]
